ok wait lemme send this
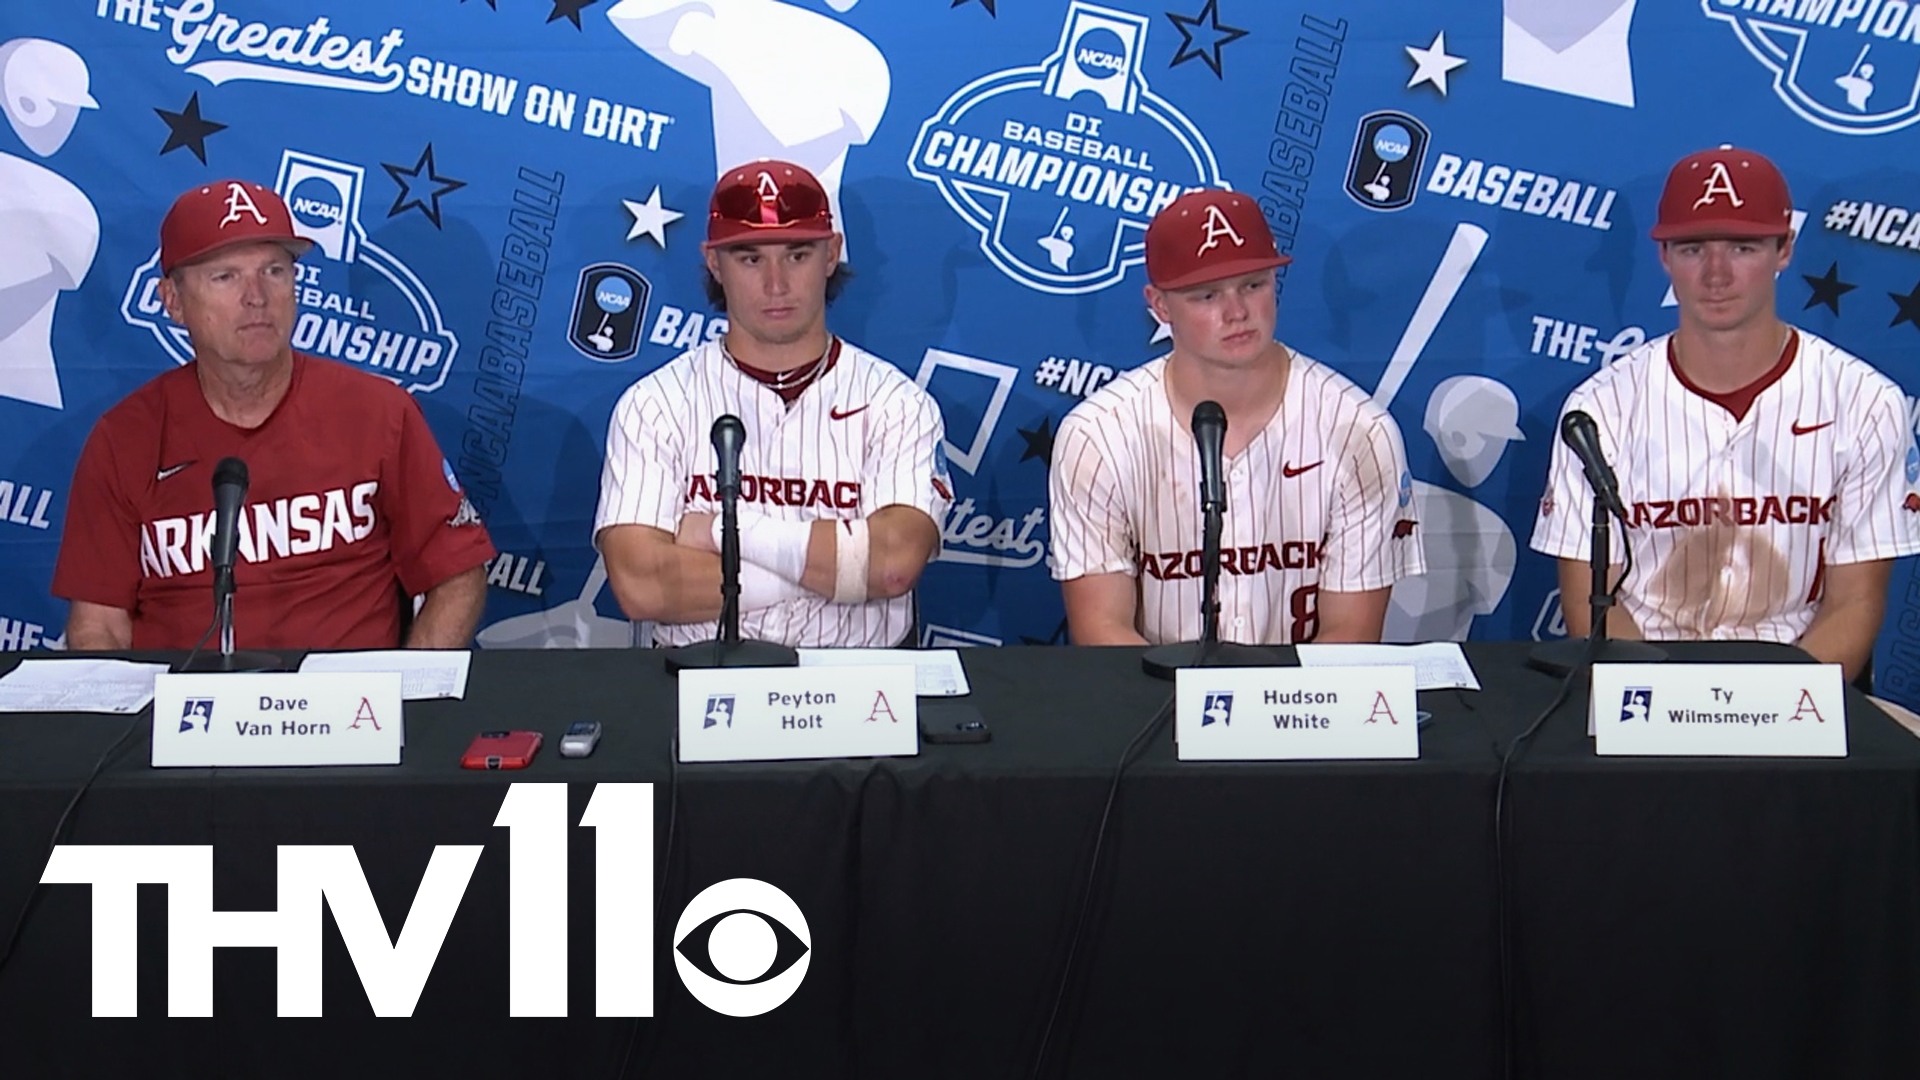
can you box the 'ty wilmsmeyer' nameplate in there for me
[1175,666,1418,760]
[1591,663,1847,757]
[678,665,918,762]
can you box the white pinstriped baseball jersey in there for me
[594,338,951,647]
[1049,353,1424,645]
[1530,329,1920,644]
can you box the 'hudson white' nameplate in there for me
[1175,666,1418,760]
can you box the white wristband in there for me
[739,559,809,611]
[716,512,811,584]
[832,518,871,605]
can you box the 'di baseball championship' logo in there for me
[1704,0,1920,135]
[907,1,1226,294]
[120,149,460,393]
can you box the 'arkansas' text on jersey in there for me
[140,483,378,578]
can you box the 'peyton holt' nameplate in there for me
[677,665,918,763]
[1591,663,1847,757]
[1175,666,1418,761]
[152,672,403,767]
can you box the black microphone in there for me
[210,457,249,588]
[1192,401,1227,514]
[176,456,282,672]
[663,413,798,671]
[712,415,746,499]
[1560,410,1629,522]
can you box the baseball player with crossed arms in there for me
[1531,146,1920,682]
[594,160,950,648]
[1049,188,1424,645]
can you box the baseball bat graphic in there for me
[1373,221,1488,410]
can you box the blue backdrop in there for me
[6,0,1920,702]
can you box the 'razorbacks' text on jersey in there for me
[1531,330,1920,643]
[1050,352,1423,644]
[596,338,950,647]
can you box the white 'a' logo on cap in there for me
[1693,162,1745,210]
[220,182,269,228]
[1196,204,1245,256]
[757,171,780,204]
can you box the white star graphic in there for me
[622,186,683,248]
[1405,31,1467,96]
[1150,311,1172,345]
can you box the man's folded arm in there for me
[600,523,725,624]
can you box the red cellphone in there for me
[461,730,543,770]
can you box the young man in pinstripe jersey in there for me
[1531,146,1920,682]
[593,161,950,648]
[1049,188,1423,646]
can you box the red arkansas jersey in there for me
[1531,329,1920,644]
[594,338,950,647]
[1049,353,1423,644]
[52,355,495,649]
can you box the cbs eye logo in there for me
[672,878,811,1016]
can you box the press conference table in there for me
[0,643,1915,1080]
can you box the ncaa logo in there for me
[1074,27,1128,78]
[569,263,650,362]
[120,149,460,394]
[908,1,1226,294]
[1705,0,1920,135]
[288,176,345,229]
[1619,687,1652,723]
[673,879,812,1017]
[1345,111,1430,211]
[1201,691,1233,726]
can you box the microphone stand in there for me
[179,579,283,671]
[1142,476,1283,679]
[666,463,799,673]
[1527,496,1665,676]
[180,482,283,672]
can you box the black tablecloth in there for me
[0,642,1914,1079]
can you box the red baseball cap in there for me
[706,160,836,249]
[160,180,312,274]
[1650,146,1794,241]
[1145,189,1290,290]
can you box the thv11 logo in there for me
[38,783,809,1018]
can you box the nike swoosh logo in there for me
[830,405,869,421]
[155,461,195,482]
[1791,420,1833,436]
[1282,461,1323,478]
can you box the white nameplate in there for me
[152,672,403,767]
[1591,663,1847,757]
[1175,666,1418,761]
[678,665,918,763]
